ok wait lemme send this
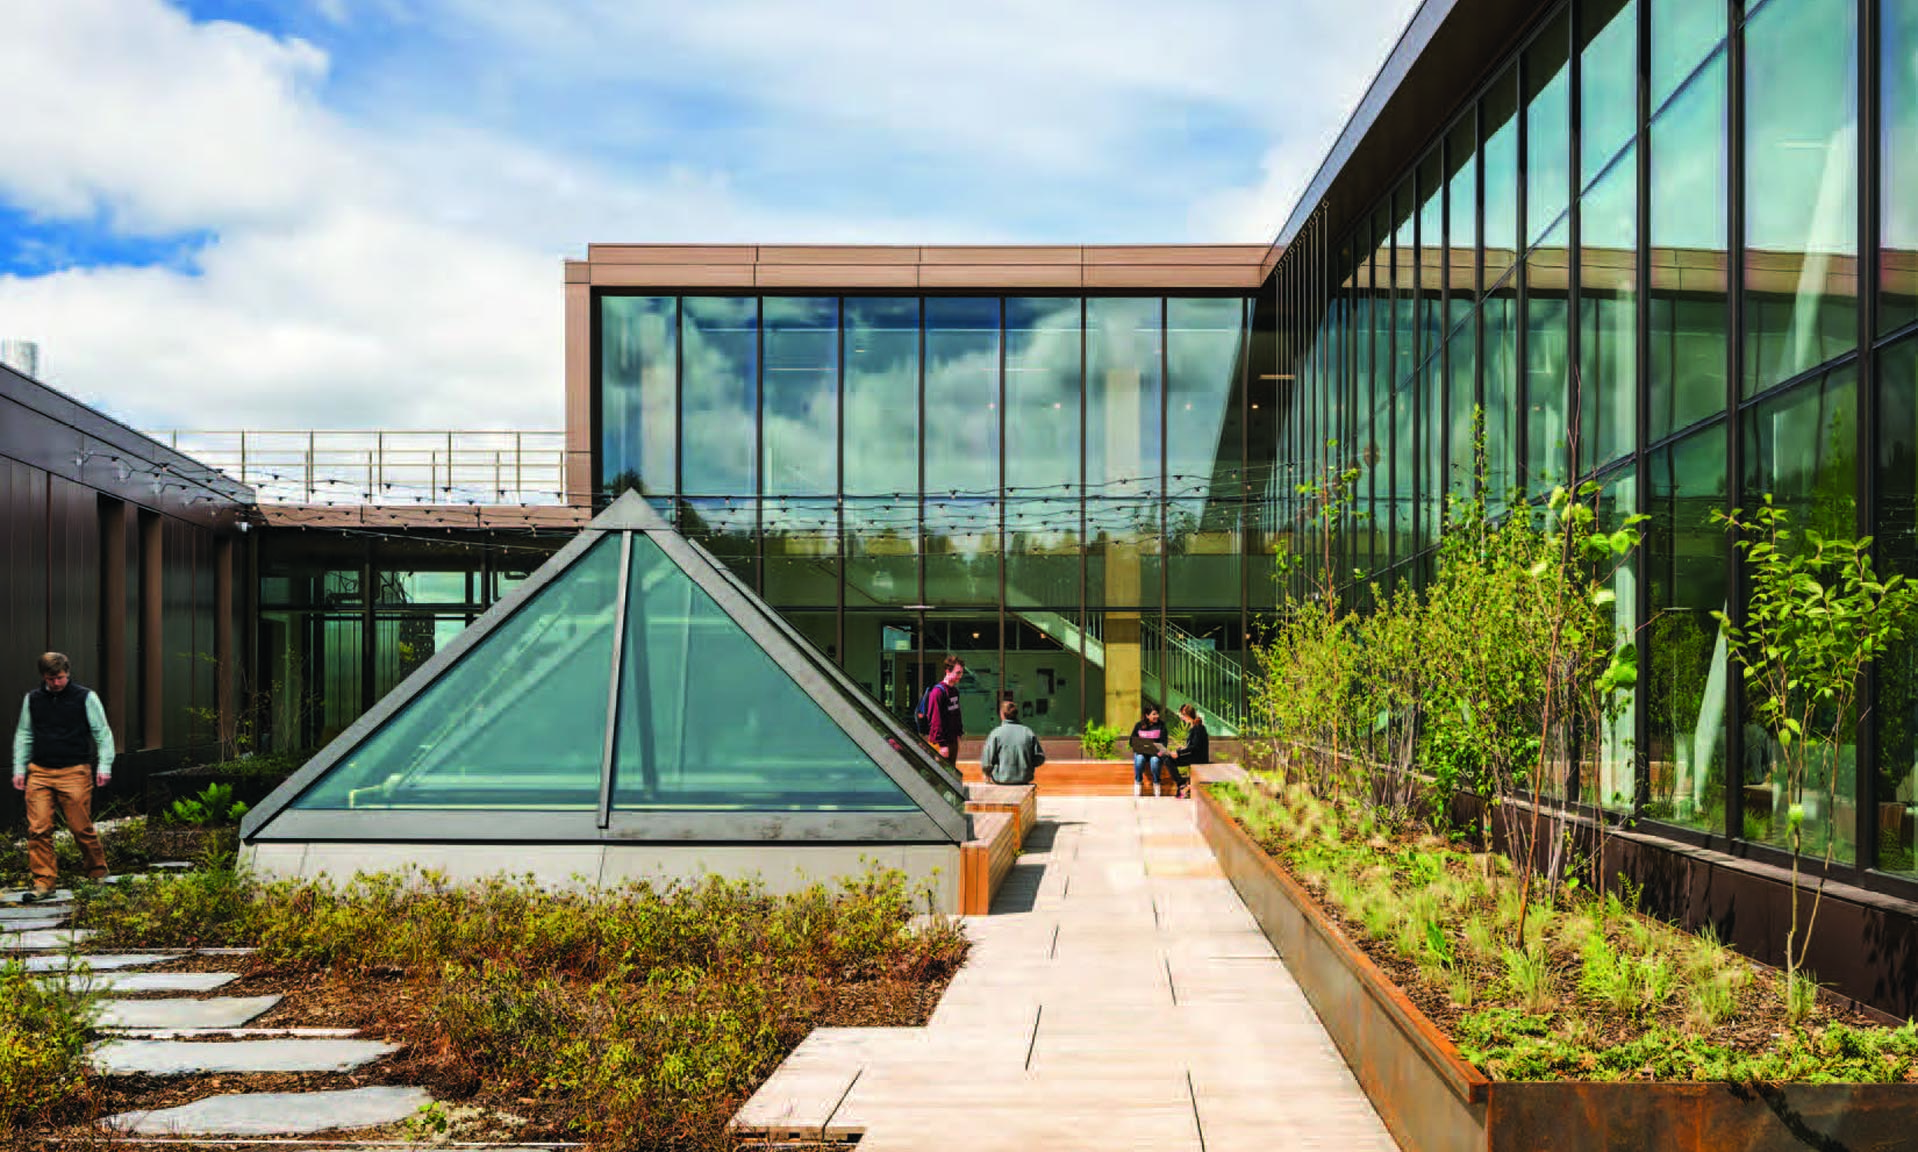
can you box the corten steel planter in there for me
[1194,783,1918,1152]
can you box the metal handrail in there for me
[157,430,568,505]
[1141,614,1246,731]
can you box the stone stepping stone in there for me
[48,971,237,993]
[0,905,70,922]
[197,946,257,956]
[97,995,282,1030]
[2,928,92,951]
[91,1038,399,1076]
[109,1027,360,1040]
[0,917,66,932]
[1,888,74,904]
[19,953,173,973]
[104,1086,432,1135]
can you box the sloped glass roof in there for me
[244,492,968,845]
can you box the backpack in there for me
[913,683,940,736]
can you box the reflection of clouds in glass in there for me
[926,302,999,494]
[1882,13,1918,255]
[1007,297,1082,491]
[1650,55,1726,253]
[845,299,919,497]
[601,296,676,493]
[1167,297,1243,496]
[1088,297,1162,495]
[1744,0,1856,257]
[681,297,757,494]
[765,297,838,495]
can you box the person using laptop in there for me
[1130,705,1168,797]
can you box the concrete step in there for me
[44,970,238,993]
[91,1037,399,1076]
[97,995,282,1030]
[103,1086,433,1135]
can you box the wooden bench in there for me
[965,782,1038,842]
[960,759,1199,796]
[958,811,1021,916]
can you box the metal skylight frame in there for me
[242,491,969,846]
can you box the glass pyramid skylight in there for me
[243,492,969,846]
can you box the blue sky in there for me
[0,0,1420,430]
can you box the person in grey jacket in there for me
[979,700,1045,786]
[13,652,115,901]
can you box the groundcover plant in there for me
[54,864,966,1149]
[1213,780,1918,1083]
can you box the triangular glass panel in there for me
[611,536,915,811]
[290,535,621,811]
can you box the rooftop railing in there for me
[156,430,569,506]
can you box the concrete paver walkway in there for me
[736,797,1397,1151]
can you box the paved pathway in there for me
[735,796,1398,1151]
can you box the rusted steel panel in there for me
[1198,786,1918,1152]
[1487,1081,1918,1152]
[1196,788,1489,1152]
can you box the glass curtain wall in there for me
[597,293,1257,738]
[1270,0,1918,897]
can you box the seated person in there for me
[1164,704,1210,799]
[980,700,1045,786]
[1131,706,1169,797]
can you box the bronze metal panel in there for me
[564,261,590,284]
[101,498,128,746]
[919,245,1082,265]
[753,263,920,288]
[566,449,593,508]
[1,464,45,686]
[1082,245,1270,265]
[917,264,1083,288]
[254,504,590,530]
[216,536,234,754]
[755,245,922,265]
[139,510,162,751]
[590,263,756,288]
[565,283,591,453]
[1083,264,1265,288]
[587,244,756,265]
[47,475,100,704]
[1196,787,1489,1152]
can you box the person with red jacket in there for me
[925,655,966,769]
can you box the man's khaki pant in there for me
[25,764,108,891]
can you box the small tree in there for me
[1712,497,1918,1012]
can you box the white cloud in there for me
[0,0,1423,434]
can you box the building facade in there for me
[0,359,251,823]
[565,247,1279,739]
[1270,0,1918,898]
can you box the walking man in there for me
[926,655,966,770]
[12,652,113,901]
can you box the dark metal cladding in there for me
[0,362,251,827]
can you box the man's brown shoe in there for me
[20,888,58,904]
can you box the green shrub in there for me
[0,961,98,1130]
[1080,719,1122,759]
[164,782,249,828]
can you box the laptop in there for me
[1129,735,1167,757]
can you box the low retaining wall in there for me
[1194,783,1918,1152]
[243,841,962,913]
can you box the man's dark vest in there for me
[27,684,94,769]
